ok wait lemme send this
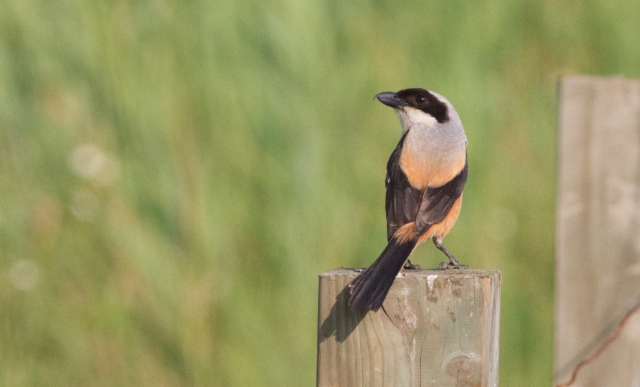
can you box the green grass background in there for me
[1,0,639,385]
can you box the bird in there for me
[349,88,469,312]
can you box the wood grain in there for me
[556,76,640,386]
[317,269,501,387]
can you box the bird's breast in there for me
[399,125,467,190]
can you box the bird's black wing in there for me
[385,133,424,241]
[414,156,468,235]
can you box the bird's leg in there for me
[403,259,420,270]
[433,237,468,269]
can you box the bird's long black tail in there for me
[349,239,417,311]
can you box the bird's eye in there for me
[415,95,427,103]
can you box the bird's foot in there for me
[403,259,420,270]
[438,261,470,270]
[433,237,468,270]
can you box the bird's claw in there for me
[403,260,420,270]
[438,261,470,270]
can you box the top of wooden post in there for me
[320,267,501,279]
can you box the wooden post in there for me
[556,76,640,386]
[317,268,501,387]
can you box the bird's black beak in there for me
[375,92,408,108]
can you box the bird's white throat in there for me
[395,107,438,132]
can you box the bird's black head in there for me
[375,88,450,123]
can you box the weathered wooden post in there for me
[556,76,640,386]
[317,268,501,387]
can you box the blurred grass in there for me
[1,0,639,385]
